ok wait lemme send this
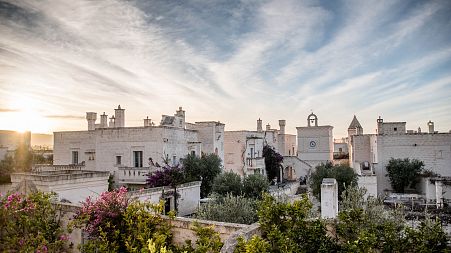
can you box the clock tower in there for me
[296,113,333,167]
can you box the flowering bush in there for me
[0,191,69,252]
[71,187,173,252]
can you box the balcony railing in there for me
[246,157,265,169]
[118,167,157,184]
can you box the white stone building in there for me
[296,113,334,167]
[10,165,109,203]
[350,116,451,197]
[53,106,224,188]
[224,119,296,177]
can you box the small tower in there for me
[257,118,263,132]
[175,107,185,128]
[144,116,152,127]
[428,120,434,134]
[114,105,125,128]
[266,123,271,131]
[86,112,97,131]
[348,115,363,137]
[100,112,108,128]
[307,113,318,127]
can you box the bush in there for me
[310,162,357,200]
[0,191,69,252]
[196,194,258,225]
[242,174,269,199]
[71,187,173,252]
[386,158,424,193]
[235,193,339,252]
[212,172,242,196]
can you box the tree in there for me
[386,158,424,193]
[212,171,242,196]
[310,162,357,200]
[183,153,222,198]
[147,164,187,212]
[242,173,269,199]
[196,194,258,225]
[262,145,283,182]
[0,192,69,252]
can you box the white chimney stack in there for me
[114,105,125,128]
[86,112,97,131]
[257,118,262,132]
[279,120,286,135]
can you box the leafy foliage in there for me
[262,145,283,182]
[178,222,223,253]
[212,171,243,196]
[310,162,357,200]
[386,158,424,193]
[337,186,450,252]
[242,173,269,199]
[71,187,173,252]
[147,164,187,188]
[0,191,69,252]
[196,194,258,225]
[236,193,339,253]
[182,153,222,198]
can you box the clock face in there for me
[309,140,317,148]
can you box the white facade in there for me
[296,113,333,167]
[10,165,109,203]
[128,181,201,216]
[350,117,451,195]
[224,119,296,177]
[53,106,224,186]
[224,131,266,177]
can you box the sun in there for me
[2,96,53,133]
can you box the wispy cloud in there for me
[0,0,450,135]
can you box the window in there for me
[133,151,143,167]
[339,148,343,152]
[250,147,254,158]
[172,155,177,166]
[72,151,79,164]
[394,127,397,131]
[191,150,196,156]
[116,156,122,165]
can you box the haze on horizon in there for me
[0,0,450,137]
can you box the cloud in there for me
[0,0,450,135]
[45,115,85,120]
[0,108,18,112]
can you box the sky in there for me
[0,0,450,137]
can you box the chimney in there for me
[279,120,286,135]
[257,118,262,132]
[266,123,271,131]
[86,112,97,131]
[100,112,108,128]
[144,116,152,127]
[114,105,125,128]
[109,115,115,128]
[428,120,434,134]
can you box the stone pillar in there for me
[436,181,443,209]
[321,178,338,219]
